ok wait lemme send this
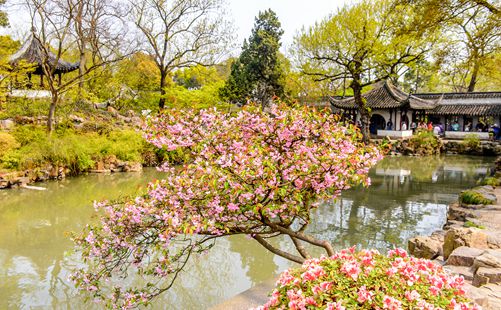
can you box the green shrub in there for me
[482,177,500,187]
[0,132,20,157]
[459,190,494,205]
[463,133,481,149]
[408,130,440,155]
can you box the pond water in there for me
[0,155,494,309]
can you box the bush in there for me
[0,132,20,157]
[481,177,500,187]
[463,134,481,149]
[459,190,494,205]
[408,130,441,155]
[0,127,151,174]
[255,248,479,310]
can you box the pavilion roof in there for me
[9,35,79,74]
[415,92,501,116]
[329,80,439,110]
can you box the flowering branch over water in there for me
[71,104,381,308]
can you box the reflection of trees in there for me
[0,169,163,309]
[306,155,494,253]
[228,235,278,286]
[0,157,495,308]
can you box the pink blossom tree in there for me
[71,104,381,308]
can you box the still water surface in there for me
[0,155,494,309]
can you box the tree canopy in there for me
[294,0,436,141]
[220,9,286,106]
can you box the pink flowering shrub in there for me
[71,104,381,308]
[255,247,480,310]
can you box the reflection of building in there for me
[329,80,501,139]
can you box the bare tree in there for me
[130,0,234,109]
[24,0,129,132]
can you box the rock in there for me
[69,114,85,123]
[464,283,501,309]
[443,265,474,281]
[123,162,142,172]
[0,178,10,189]
[448,203,478,222]
[473,250,501,272]
[16,177,31,186]
[443,227,489,259]
[473,267,501,287]
[446,246,484,266]
[0,118,15,129]
[408,235,443,259]
[486,231,501,249]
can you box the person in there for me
[427,122,433,131]
[433,125,440,136]
[464,122,471,132]
[494,124,500,140]
[401,122,407,131]
[451,121,460,131]
[410,121,417,132]
[386,120,393,130]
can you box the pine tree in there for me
[220,9,285,106]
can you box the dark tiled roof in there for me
[9,35,79,74]
[416,91,501,116]
[329,80,438,110]
[426,104,501,116]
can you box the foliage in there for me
[130,0,234,108]
[464,221,485,229]
[71,103,381,308]
[0,127,150,174]
[459,190,495,205]
[0,132,19,157]
[254,248,479,310]
[294,0,437,141]
[0,0,7,27]
[116,52,160,91]
[463,133,481,149]
[481,176,500,187]
[220,9,286,105]
[407,130,441,155]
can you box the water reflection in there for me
[0,155,494,309]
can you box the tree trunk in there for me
[467,60,480,92]
[351,66,370,143]
[159,70,167,109]
[47,92,58,132]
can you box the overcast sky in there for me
[2,0,351,53]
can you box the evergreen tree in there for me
[221,9,285,106]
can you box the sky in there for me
[2,0,351,53]
[227,0,350,54]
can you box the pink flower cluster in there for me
[72,104,381,308]
[254,248,481,310]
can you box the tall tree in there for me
[130,0,233,109]
[444,6,499,91]
[294,0,436,142]
[220,9,285,106]
[24,0,128,132]
[0,0,8,27]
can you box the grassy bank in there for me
[0,125,188,176]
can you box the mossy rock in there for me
[459,187,496,205]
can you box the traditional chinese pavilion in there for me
[329,80,501,139]
[9,34,79,87]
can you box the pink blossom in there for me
[383,295,402,310]
[357,285,374,303]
